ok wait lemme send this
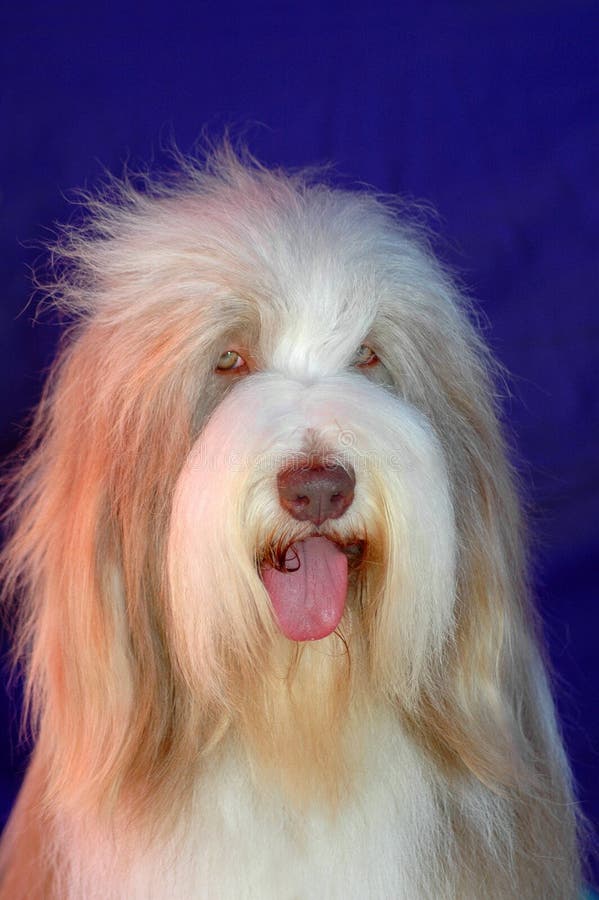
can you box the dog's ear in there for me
[1,309,208,819]
[376,281,577,862]
[2,327,132,811]
[369,276,579,883]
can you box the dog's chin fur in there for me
[0,147,581,898]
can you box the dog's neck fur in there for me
[43,703,535,900]
[33,625,530,899]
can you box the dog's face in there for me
[157,182,464,797]
[7,151,528,809]
[148,174,460,661]
[1,153,579,895]
[168,327,455,689]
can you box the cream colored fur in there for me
[0,147,581,898]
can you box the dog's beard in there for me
[167,371,455,804]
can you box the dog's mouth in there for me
[260,537,365,642]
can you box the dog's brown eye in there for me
[354,344,379,367]
[216,350,246,372]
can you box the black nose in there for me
[277,462,356,526]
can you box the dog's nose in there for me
[277,463,355,526]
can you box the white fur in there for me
[56,729,457,899]
[169,374,456,701]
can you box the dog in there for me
[0,147,581,898]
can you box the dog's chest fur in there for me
[60,714,452,899]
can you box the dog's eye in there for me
[354,344,379,368]
[216,350,246,373]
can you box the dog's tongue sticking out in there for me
[261,537,348,641]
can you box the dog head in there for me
[3,148,549,820]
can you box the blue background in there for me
[1,0,597,883]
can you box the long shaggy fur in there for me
[0,147,581,897]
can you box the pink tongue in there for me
[261,537,348,641]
